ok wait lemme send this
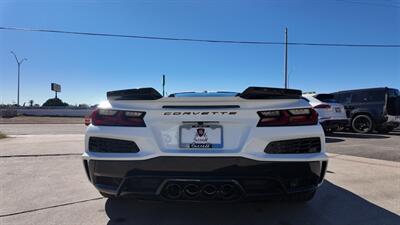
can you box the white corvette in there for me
[82,87,328,202]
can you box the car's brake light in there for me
[257,108,318,126]
[91,109,146,127]
[314,104,331,109]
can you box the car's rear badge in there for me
[194,128,208,142]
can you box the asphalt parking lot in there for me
[0,124,399,225]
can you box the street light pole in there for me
[10,51,27,106]
[284,27,288,89]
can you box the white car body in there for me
[303,93,348,131]
[83,87,328,202]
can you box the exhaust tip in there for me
[184,184,200,198]
[165,183,182,199]
[202,184,217,198]
[220,184,236,199]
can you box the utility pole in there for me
[162,74,166,97]
[11,51,27,106]
[284,27,288,89]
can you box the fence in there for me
[0,108,93,117]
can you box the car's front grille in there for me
[89,137,140,153]
[264,137,321,154]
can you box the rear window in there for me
[314,94,337,103]
[351,90,385,103]
[388,89,400,98]
[334,93,351,104]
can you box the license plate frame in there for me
[179,124,223,149]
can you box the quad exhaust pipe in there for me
[163,182,240,200]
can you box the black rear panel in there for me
[89,137,140,153]
[264,137,321,154]
[387,96,400,115]
[87,157,327,201]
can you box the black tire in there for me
[351,114,373,133]
[285,190,316,202]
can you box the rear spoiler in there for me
[107,87,163,100]
[106,86,301,100]
[239,87,302,99]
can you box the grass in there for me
[0,132,7,139]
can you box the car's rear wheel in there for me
[285,190,316,202]
[352,115,373,133]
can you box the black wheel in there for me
[352,115,373,133]
[286,190,316,202]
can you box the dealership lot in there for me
[0,124,399,225]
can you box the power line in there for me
[265,0,400,8]
[331,0,400,8]
[1,26,399,48]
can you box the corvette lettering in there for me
[163,112,237,116]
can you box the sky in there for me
[0,0,399,105]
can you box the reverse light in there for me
[98,109,118,116]
[257,108,318,126]
[91,109,146,127]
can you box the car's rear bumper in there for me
[385,115,400,127]
[83,157,328,201]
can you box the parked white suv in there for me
[82,87,328,202]
[303,93,348,133]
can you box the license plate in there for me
[335,107,341,112]
[179,124,223,149]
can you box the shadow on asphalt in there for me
[327,132,390,139]
[104,181,399,225]
[325,137,345,143]
[385,131,400,136]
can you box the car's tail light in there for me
[257,108,318,126]
[91,109,146,127]
[314,104,331,109]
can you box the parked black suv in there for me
[331,87,400,133]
